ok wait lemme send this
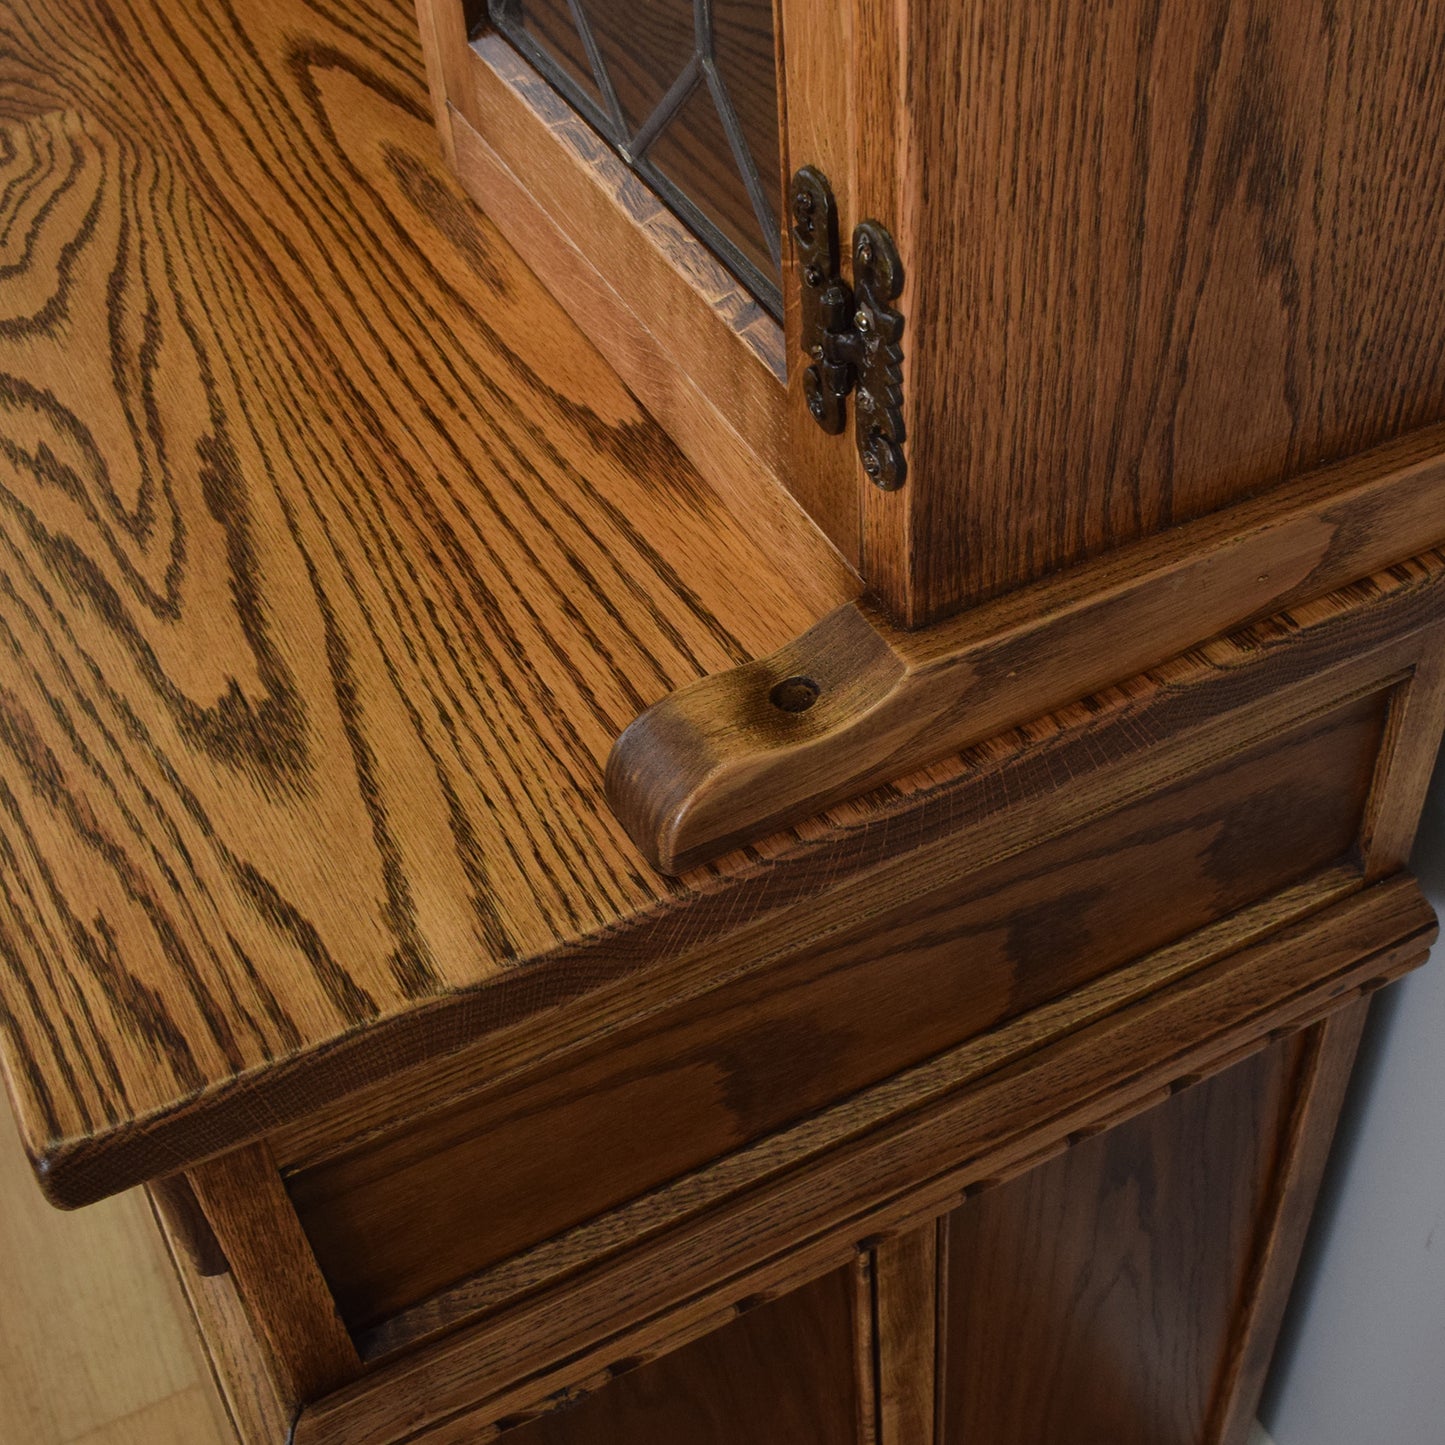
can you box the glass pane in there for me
[580,0,693,135]
[502,0,605,108]
[645,82,774,285]
[712,0,782,245]
[488,0,784,318]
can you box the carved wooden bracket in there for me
[608,428,1445,873]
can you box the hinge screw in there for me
[792,190,815,222]
[862,432,905,490]
[854,309,872,333]
[804,264,824,287]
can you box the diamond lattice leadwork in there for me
[489,0,783,317]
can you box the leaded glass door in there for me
[414,0,865,571]
[487,1,784,316]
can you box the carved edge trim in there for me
[607,427,1445,873]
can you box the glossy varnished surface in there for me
[291,688,1391,1329]
[0,0,850,1202]
[869,0,1445,623]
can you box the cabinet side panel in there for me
[885,0,1445,624]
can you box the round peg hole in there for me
[769,675,821,713]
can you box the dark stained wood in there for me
[774,0,867,566]
[609,433,1445,872]
[939,1035,1307,1445]
[151,1172,230,1279]
[1361,650,1445,879]
[865,0,1445,624]
[289,687,1390,1329]
[870,1226,941,1445]
[850,1251,880,1445]
[273,567,1445,1189]
[936,997,1372,1445]
[5,0,1445,1234]
[312,863,1370,1358]
[7,3,1445,1444]
[292,878,1435,1444]
[425,0,1445,624]
[445,1265,859,1445]
[1206,999,1371,1445]
[188,1144,361,1410]
[7,478,1436,1217]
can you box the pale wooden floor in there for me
[0,1094,231,1445]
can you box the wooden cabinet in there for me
[3,0,1445,1443]
[340,1009,1367,1445]
[420,0,1445,625]
[935,1015,1365,1445]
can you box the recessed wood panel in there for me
[489,1265,858,1445]
[939,1036,1301,1445]
[289,689,1390,1329]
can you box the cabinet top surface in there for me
[0,0,859,1201]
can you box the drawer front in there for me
[288,686,1392,1330]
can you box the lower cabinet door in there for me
[932,1007,1366,1445]
[498,1264,864,1445]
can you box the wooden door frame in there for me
[411,0,866,580]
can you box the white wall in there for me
[1260,751,1445,1445]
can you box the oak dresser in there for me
[3,1,1445,1442]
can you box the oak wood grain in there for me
[18,534,1435,1215]
[868,0,1445,624]
[151,1170,229,1278]
[1360,650,1445,880]
[292,877,1434,1444]
[870,1225,941,1445]
[1207,999,1370,1445]
[290,687,1390,1329]
[276,564,1445,1189]
[494,1265,860,1445]
[152,1182,291,1445]
[445,25,874,568]
[610,431,1445,871]
[936,997,1367,1445]
[430,0,867,566]
[0,0,856,1206]
[939,1033,1306,1445]
[341,864,1375,1360]
[188,1142,361,1409]
[851,1249,880,1445]
[444,106,856,615]
[774,0,867,564]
